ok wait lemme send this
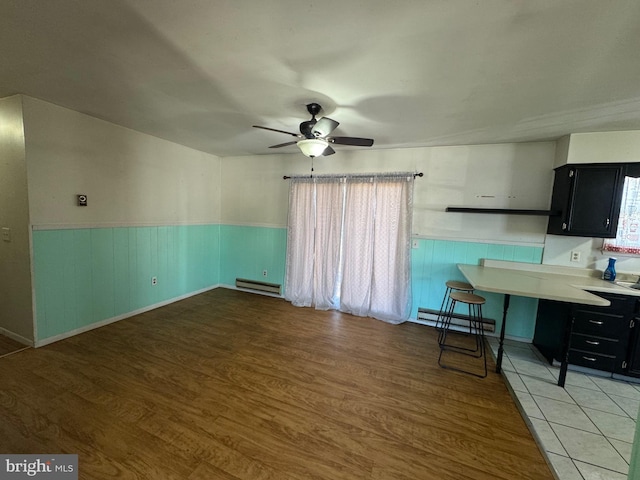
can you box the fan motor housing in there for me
[306,103,322,116]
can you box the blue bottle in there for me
[603,257,617,282]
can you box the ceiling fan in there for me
[253,103,374,157]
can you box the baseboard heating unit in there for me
[235,278,282,295]
[417,307,496,333]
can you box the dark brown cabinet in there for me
[547,164,625,238]
[533,292,639,376]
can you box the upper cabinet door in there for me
[547,164,625,238]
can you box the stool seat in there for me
[445,280,473,291]
[449,291,485,305]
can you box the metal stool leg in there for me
[477,303,487,377]
[435,286,452,333]
[438,291,487,378]
[438,295,457,346]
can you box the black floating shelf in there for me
[446,207,560,216]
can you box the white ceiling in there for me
[2,0,640,157]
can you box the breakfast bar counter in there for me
[458,259,640,386]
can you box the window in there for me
[603,176,640,254]
[284,173,414,324]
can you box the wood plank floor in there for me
[0,288,554,479]
[0,334,29,357]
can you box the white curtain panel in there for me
[312,179,345,310]
[340,177,375,317]
[370,177,413,323]
[285,173,414,324]
[284,178,316,307]
[340,176,413,323]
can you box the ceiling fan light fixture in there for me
[254,103,374,155]
[297,138,328,157]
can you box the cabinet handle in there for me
[585,340,600,345]
[589,320,604,325]
[604,218,610,227]
[582,356,597,362]
[562,222,567,230]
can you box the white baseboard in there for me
[407,317,533,343]
[34,284,220,348]
[0,327,34,347]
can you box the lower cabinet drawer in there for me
[572,310,627,338]
[570,333,621,356]
[568,349,617,372]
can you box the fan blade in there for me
[253,125,299,137]
[322,146,336,156]
[329,136,374,147]
[269,141,298,148]
[312,117,339,137]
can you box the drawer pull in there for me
[588,320,604,325]
[582,356,597,362]
[585,340,600,345]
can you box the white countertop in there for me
[458,260,640,306]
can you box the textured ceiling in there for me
[2,0,640,157]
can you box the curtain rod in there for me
[283,172,423,180]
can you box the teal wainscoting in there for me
[219,225,287,288]
[411,238,544,340]
[32,224,220,342]
[33,224,543,343]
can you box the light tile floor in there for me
[488,337,639,480]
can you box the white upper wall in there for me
[554,131,640,167]
[22,97,222,228]
[222,141,556,245]
[0,95,34,342]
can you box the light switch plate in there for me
[2,227,11,242]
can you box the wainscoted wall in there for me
[219,225,287,287]
[32,222,543,344]
[411,238,543,340]
[32,224,220,343]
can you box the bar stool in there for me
[438,291,487,378]
[435,280,474,343]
